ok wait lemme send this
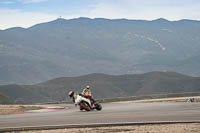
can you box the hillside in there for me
[0,93,14,104]
[0,72,200,104]
[0,18,200,84]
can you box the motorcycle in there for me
[74,94,102,111]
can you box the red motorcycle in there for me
[75,94,102,111]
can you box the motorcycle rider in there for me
[82,85,95,104]
[82,85,91,99]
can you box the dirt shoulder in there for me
[10,123,200,133]
[0,105,44,115]
[113,96,200,103]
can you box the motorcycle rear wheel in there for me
[94,103,102,111]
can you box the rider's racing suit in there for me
[81,88,95,104]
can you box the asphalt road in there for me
[0,102,200,129]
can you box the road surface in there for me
[0,102,200,130]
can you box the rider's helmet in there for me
[68,91,74,97]
[86,85,90,89]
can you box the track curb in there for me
[1,120,200,132]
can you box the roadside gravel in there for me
[0,105,44,115]
[9,123,200,133]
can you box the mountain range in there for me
[0,17,200,84]
[0,72,200,104]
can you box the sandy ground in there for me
[113,96,200,103]
[0,105,44,115]
[9,123,200,133]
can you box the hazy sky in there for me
[0,0,200,29]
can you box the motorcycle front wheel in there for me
[94,103,102,111]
